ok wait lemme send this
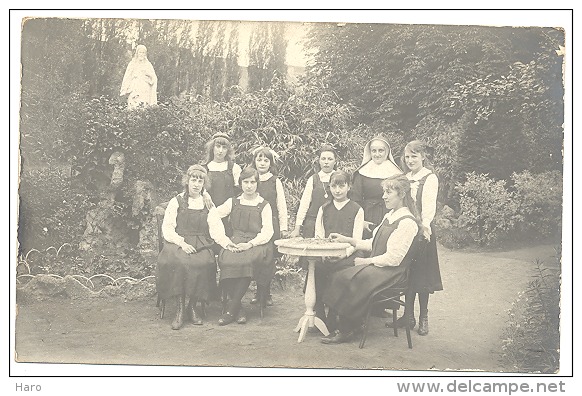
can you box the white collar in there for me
[333,199,351,210]
[318,170,333,182]
[259,172,273,181]
[386,207,413,223]
[359,160,402,179]
[407,167,431,180]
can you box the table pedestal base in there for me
[294,259,329,342]
[294,313,329,342]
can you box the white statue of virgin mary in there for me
[120,45,158,109]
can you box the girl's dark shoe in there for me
[189,305,203,326]
[218,312,235,326]
[236,308,247,324]
[321,330,354,344]
[171,296,185,330]
[418,315,429,336]
[386,313,416,330]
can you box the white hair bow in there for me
[251,146,281,162]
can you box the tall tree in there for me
[248,22,288,91]
[306,23,564,199]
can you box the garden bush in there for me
[512,170,563,239]
[456,172,522,245]
[500,248,561,373]
[18,166,94,253]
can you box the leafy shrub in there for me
[18,166,94,252]
[512,170,563,238]
[501,249,560,373]
[455,172,522,245]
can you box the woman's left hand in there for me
[202,192,215,211]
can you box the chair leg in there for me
[405,323,413,349]
[392,309,398,337]
[160,299,165,319]
[359,307,373,349]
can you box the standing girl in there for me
[389,140,443,335]
[251,147,289,308]
[204,132,242,210]
[203,132,242,298]
[290,144,337,239]
[157,165,216,330]
[209,167,274,325]
[351,136,402,239]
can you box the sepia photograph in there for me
[9,8,572,381]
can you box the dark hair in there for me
[252,147,278,175]
[329,170,351,187]
[238,166,260,186]
[401,140,434,172]
[313,144,338,173]
[182,165,211,201]
[204,134,235,164]
[381,174,421,225]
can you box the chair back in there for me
[154,201,169,253]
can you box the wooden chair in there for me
[358,237,425,349]
[154,201,169,319]
[359,286,411,349]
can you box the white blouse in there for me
[259,172,288,232]
[208,195,274,249]
[295,170,333,227]
[407,167,438,229]
[314,199,364,240]
[355,207,418,267]
[206,160,242,186]
[162,194,207,246]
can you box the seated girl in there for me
[209,167,274,325]
[157,165,217,330]
[312,170,364,330]
[321,174,420,344]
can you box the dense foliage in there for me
[455,171,562,244]
[306,23,564,199]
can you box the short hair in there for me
[252,147,278,175]
[238,166,260,185]
[182,164,211,194]
[329,170,351,187]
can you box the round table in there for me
[274,238,354,342]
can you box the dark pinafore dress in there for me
[257,175,283,266]
[323,215,419,321]
[257,176,281,241]
[351,172,389,238]
[205,161,236,237]
[217,198,273,286]
[408,172,443,294]
[156,195,215,301]
[314,200,363,295]
[303,173,331,238]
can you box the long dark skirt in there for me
[218,235,273,286]
[323,262,408,321]
[157,235,215,301]
[408,226,443,294]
